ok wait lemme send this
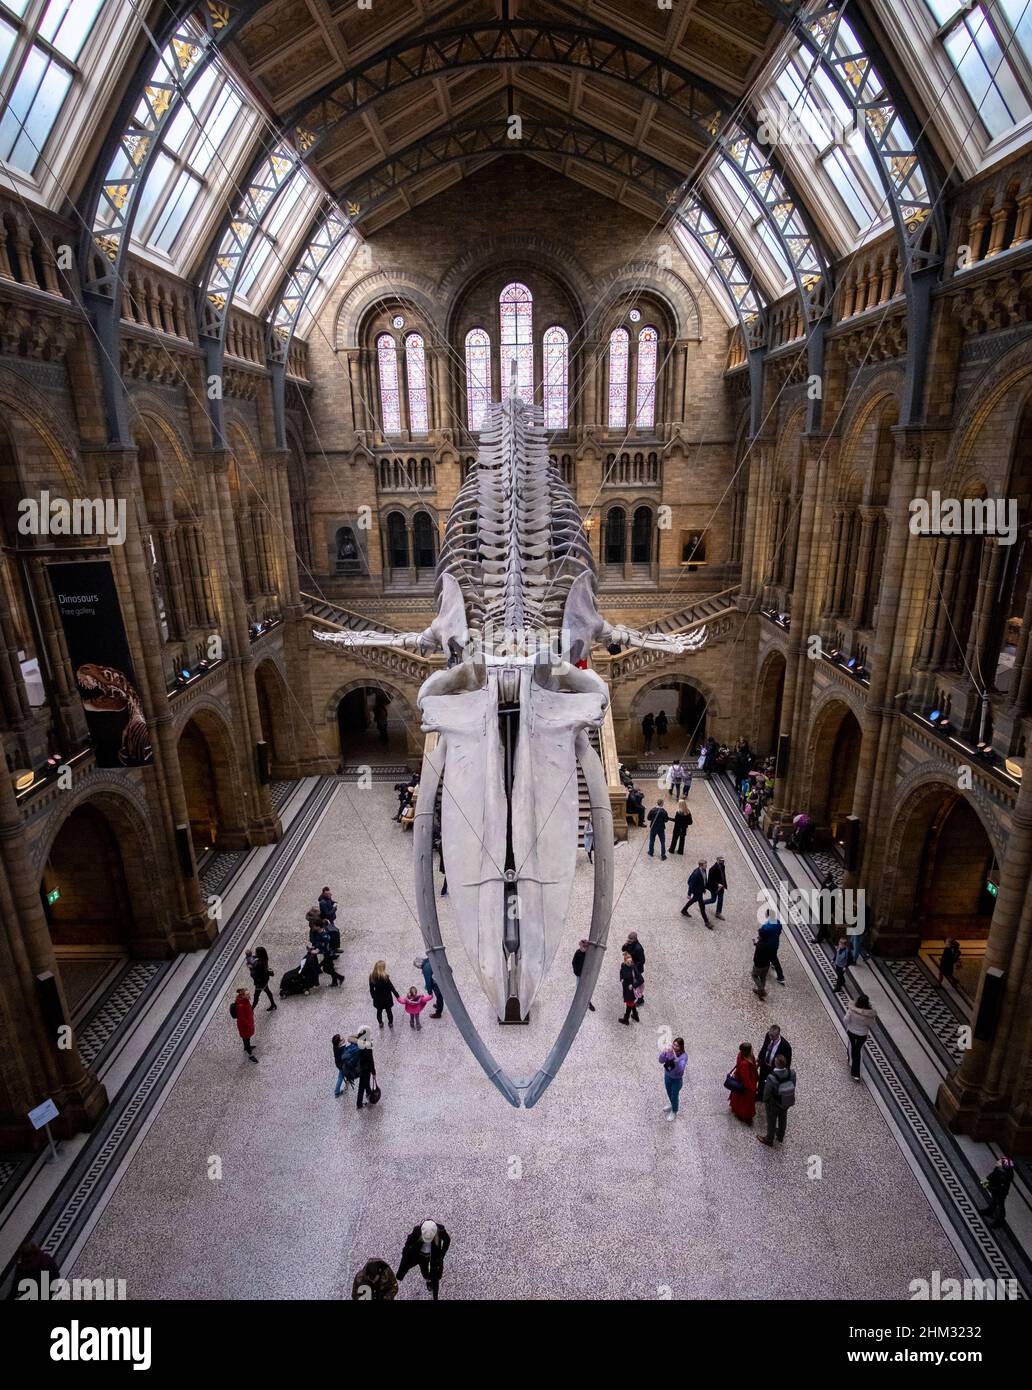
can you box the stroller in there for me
[279,966,308,997]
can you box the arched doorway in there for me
[631,679,708,755]
[178,715,236,850]
[255,661,293,778]
[755,651,786,756]
[336,685,408,763]
[809,703,863,850]
[883,785,997,979]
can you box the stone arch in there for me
[877,772,1003,956]
[592,263,702,340]
[439,233,595,331]
[622,672,721,754]
[175,702,249,850]
[754,647,787,755]
[945,337,1032,498]
[254,657,297,778]
[327,676,421,761]
[0,367,85,500]
[803,695,864,840]
[335,269,443,349]
[37,784,173,958]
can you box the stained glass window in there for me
[608,327,629,430]
[543,325,568,430]
[635,326,659,429]
[377,333,402,434]
[405,333,429,433]
[465,327,491,431]
[500,281,533,400]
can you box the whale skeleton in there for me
[315,369,707,1105]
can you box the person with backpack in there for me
[668,760,686,801]
[246,946,276,1011]
[348,1026,378,1109]
[646,799,669,859]
[757,1053,795,1146]
[230,988,257,1063]
[658,1037,687,1120]
[571,938,595,1011]
[669,800,692,855]
[842,991,876,1081]
[369,960,401,1029]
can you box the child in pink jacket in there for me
[401,985,433,1030]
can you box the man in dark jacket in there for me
[647,800,669,859]
[397,1220,451,1300]
[758,910,786,984]
[757,1025,791,1095]
[621,932,645,1004]
[681,860,710,926]
[626,786,646,827]
[705,857,728,919]
[981,1157,1015,1228]
[572,938,595,1011]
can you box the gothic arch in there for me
[0,367,85,497]
[593,263,702,340]
[945,338,1032,498]
[335,270,442,349]
[439,233,594,332]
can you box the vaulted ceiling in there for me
[228,0,788,233]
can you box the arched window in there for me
[413,511,437,570]
[605,506,626,566]
[465,327,491,431]
[405,333,429,433]
[543,325,568,429]
[500,281,533,400]
[635,326,659,429]
[377,334,402,434]
[632,506,653,564]
[608,328,629,430]
[386,511,408,568]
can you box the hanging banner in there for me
[48,561,152,767]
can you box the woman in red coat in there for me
[728,1041,757,1123]
[231,988,258,1063]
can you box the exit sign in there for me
[46,888,60,905]
[986,881,998,898]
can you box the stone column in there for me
[86,446,212,947]
[849,506,879,627]
[0,573,31,728]
[156,525,188,640]
[25,556,89,749]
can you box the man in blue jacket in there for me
[758,909,786,985]
[417,953,444,1018]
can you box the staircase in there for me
[644,584,740,636]
[301,591,399,635]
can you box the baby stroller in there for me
[279,966,308,997]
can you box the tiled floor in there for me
[68,781,965,1300]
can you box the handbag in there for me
[724,1069,745,1093]
[368,1083,382,1105]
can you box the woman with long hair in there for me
[658,1037,687,1120]
[842,991,876,1081]
[369,960,401,1029]
[727,1042,758,1124]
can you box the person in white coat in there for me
[842,991,876,1080]
[583,817,595,863]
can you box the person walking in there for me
[938,937,960,986]
[622,932,645,1003]
[642,712,655,754]
[727,1042,759,1124]
[658,1037,688,1120]
[705,856,728,919]
[583,816,595,863]
[230,988,257,1063]
[668,760,686,801]
[681,860,710,926]
[320,939,345,988]
[369,960,401,1029]
[401,984,433,1030]
[416,953,444,1017]
[332,1032,354,1098]
[832,936,850,992]
[751,936,773,999]
[757,1053,796,1147]
[655,709,669,749]
[757,1025,791,1096]
[758,909,785,984]
[318,886,337,925]
[646,799,669,859]
[572,938,595,1011]
[669,799,692,855]
[247,946,276,1011]
[981,1156,1015,1229]
[396,1220,451,1301]
[813,872,837,943]
[618,951,642,1024]
[842,991,876,1081]
[349,1026,377,1108]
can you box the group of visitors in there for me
[640,709,670,753]
[393,771,420,828]
[723,1024,797,1146]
